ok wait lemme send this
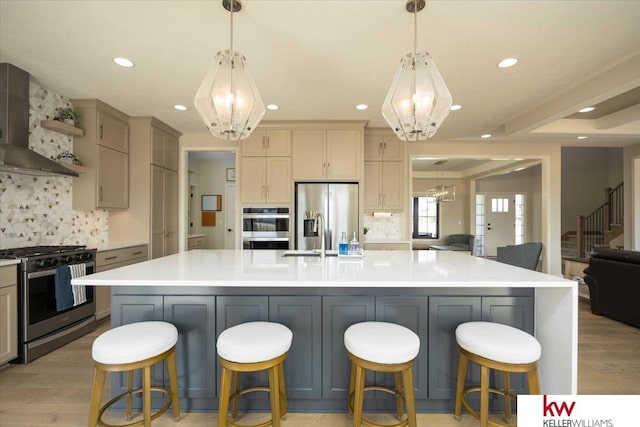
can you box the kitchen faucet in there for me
[312,212,326,258]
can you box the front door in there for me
[484,193,516,256]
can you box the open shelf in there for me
[41,120,84,137]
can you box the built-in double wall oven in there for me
[241,207,290,250]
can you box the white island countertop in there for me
[73,249,574,289]
[78,249,578,395]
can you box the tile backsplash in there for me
[363,213,401,240]
[0,82,108,249]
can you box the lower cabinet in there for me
[0,264,18,365]
[109,292,533,411]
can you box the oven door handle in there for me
[27,261,95,279]
[242,214,290,219]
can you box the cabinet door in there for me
[164,134,179,171]
[292,129,326,180]
[240,157,267,203]
[266,157,291,204]
[482,296,534,396]
[326,129,360,180]
[428,296,481,399]
[164,169,178,256]
[381,136,403,161]
[375,297,429,399]
[241,130,267,157]
[322,296,375,399]
[152,127,166,166]
[165,296,217,399]
[364,162,382,210]
[0,281,18,365]
[269,296,322,399]
[151,165,166,259]
[382,162,404,210]
[364,134,384,161]
[97,145,128,209]
[265,129,291,156]
[97,110,129,153]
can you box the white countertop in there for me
[73,249,574,289]
[0,259,21,267]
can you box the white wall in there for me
[561,147,623,234]
[624,144,640,249]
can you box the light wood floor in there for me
[1,300,639,427]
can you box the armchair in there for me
[496,242,543,270]
[444,234,475,253]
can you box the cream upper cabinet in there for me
[241,129,291,157]
[364,133,404,162]
[241,157,291,204]
[72,99,130,210]
[0,264,18,365]
[364,162,404,211]
[152,126,179,171]
[292,128,361,180]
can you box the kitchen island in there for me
[74,249,577,412]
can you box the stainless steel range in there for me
[0,245,97,363]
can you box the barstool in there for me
[88,321,181,427]
[453,321,541,427]
[344,322,420,427]
[216,321,293,427]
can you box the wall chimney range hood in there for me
[0,63,79,177]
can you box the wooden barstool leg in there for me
[166,350,181,419]
[352,364,365,427]
[480,365,489,427]
[126,370,134,420]
[401,368,417,427]
[230,371,239,420]
[268,364,281,427]
[217,365,232,427]
[278,362,288,418]
[394,372,404,420]
[503,371,512,423]
[527,366,541,394]
[143,365,152,427]
[348,362,356,417]
[88,368,106,427]
[454,351,468,420]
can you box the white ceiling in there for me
[1,0,639,148]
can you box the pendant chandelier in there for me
[194,0,265,140]
[382,0,453,141]
[427,160,455,202]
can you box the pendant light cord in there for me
[230,0,234,56]
[413,0,417,55]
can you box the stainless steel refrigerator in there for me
[295,183,359,250]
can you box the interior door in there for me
[224,184,236,249]
[484,193,516,256]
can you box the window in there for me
[413,196,439,239]
[491,197,509,213]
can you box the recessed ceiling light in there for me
[481,134,492,139]
[174,105,187,111]
[113,57,135,68]
[356,104,368,110]
[577,136,588,140]
[497,57,518,68]
[450,104,462,111]
[266,104,279,110]
[578,107,595,113]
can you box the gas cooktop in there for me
[0,245,88,259]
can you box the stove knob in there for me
[50,258,59,267]
[61,256,73,264]
[37,259,52,268]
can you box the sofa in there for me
[583,247,640,328]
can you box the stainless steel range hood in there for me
[0,63,78,177]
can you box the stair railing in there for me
[576,182,623,258]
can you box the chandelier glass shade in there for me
[427,184,455,202]
[382,1,453,141]
[194,0,265,140]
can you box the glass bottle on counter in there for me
[339,232,349,255]
[349,232,360,255]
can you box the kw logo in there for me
[543,395,576,417]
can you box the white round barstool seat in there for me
[455,321,541,364]
[217,321,293,363]
[92,321,179,364]
[345,321,420,364]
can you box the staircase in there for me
[564,182,624,259]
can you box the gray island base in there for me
[74,250,577,413]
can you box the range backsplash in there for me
[0,81,108,249]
